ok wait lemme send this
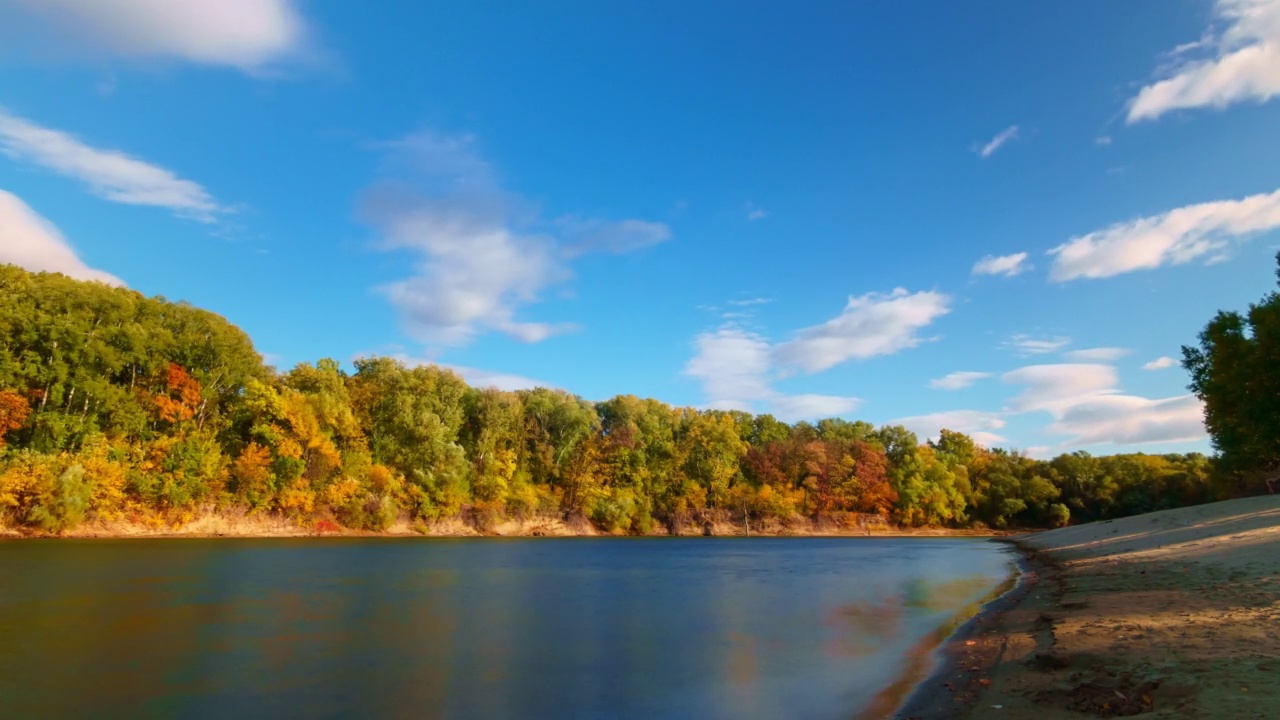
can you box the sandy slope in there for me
[902,496,1280,720]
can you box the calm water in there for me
[0,537,1012,720]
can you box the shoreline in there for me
[891,496,1280,719]
[0,514,1012,540]
[881,541,1038,720]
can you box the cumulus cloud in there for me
[1143,356,1179,371]
[682,326,860,421]
[1005,334,1072,356]
[929,371,994,390]
[977,125,1019,158]
[772,289,951,373]
[0,110,221,221]
[683,327,775,410]
[4,0,311,73]
[972,251,1030,277]
[0,189,123,285]
[1048,188,1280,281]
[892,410,1009,447]
[365,130,670,347]
[1002,363,1206,446]
[1064,347,1132,362]
[1128,0,1280,122]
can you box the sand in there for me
[896,496,1280,720]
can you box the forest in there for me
[1,260,1267,536]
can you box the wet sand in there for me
[894,496,1280,720]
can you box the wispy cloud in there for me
[0,109,222,222]
[892,410,1009,447]
[902,361,1206,451]
[1064,347,1131,362]
[1128,0,1280,122]
[745,202,768,221]
[929,371,994,390]
[972,251,1030,277]
[684,288,948,419]
[559,217,671,256]
[976,125,1019,158]
[363,129,670,346]
[442,364,551,392]
[1048,188,1280,281]
[386,353,553,391]
[1143,356,1178,371]
[1005,334,1071,356]
[3,0,313,73]
[0,189,123,286]
[1002,363,1205,446]
[772,289,951,373]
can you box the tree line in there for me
[0,263,1241,535]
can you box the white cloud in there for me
[972,252,1030,277]
[929,371,994,390]
[1003,364,1119,415]
[684,327,774,410]
[443,364,550,392]
[5,0,310,73]
[1128,0,1280,122]
[1048,188,1280,281]
[388,354,552,391]
[892,410,1009,446]
[728,297,772,307]
[745,203,768,221]
[1096,135,1113,146]
[1002,363,1206,446]
[0,110,221,222]
[1064,347,1131,362]
[364,130,669,346]
[367,192,573,345]
[0,189,123,286]
[977,125,1019,158]
[1143,356,1179,371]
[768,394,862,422]
[1046,394,1206,446]
[682,326,859,421]
[773,289,951,373]
[1005,334,1071,356]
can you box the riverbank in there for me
[0,512,1011,539]
[894,495,1280,720]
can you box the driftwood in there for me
[1266,475,1280,495]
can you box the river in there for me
[0,537,1013,719]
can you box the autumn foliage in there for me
[0,263,1221,534]
[0,390,31,448]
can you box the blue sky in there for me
[3,0,1280,457]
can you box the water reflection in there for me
[0,538,1011,720]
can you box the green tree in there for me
[1184,252,1280,491]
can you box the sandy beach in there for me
[896,495,1280,720]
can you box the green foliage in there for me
[1184,252,1280,492]
[27,465,92,533]
[0,263,1233,534]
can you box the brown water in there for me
[0,537,1013,719]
